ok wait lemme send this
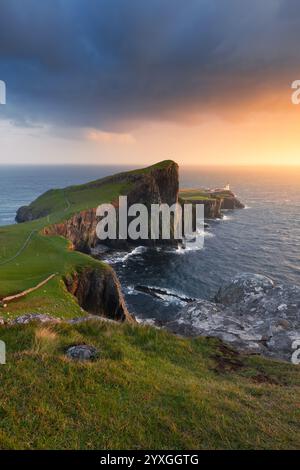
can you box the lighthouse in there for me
[224,183,230,191]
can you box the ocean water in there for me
[0,165,299,322]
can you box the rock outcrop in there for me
[66,345,98,361]
[221,196,244,210]
[179,189,244,220]
[180,197,223,219]
[15,205,36,223]
[44,208,98,253]
[166,273,300,362]
[64,266,133,323]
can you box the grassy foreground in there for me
[0,320,299,450]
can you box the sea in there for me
[0,165,299,323]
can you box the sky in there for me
[0,0,300,166]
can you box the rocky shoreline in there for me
[166,273,300,362]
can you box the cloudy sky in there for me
[0,0,300,165]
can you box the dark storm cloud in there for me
[0,0,299,130]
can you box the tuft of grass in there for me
[33,327,59,355]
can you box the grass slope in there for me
[0,320,299,450]
[0,161,173,317]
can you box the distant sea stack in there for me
[179,187,244,219]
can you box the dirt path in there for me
[2,273,58,303]
[64,192,71,211]
[0,230,37,267]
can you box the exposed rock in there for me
[67,314,117,324]
[91,244,110,256]
[135,285,196,303]
[166,274,300,362]
[3,313,122,327]
[180,197,223,219]
[66,344,98,361]
[179,189,244,220]
[221,196,244,210]
[12,313,61,325]
[15,205,37,223]
[215,273,274,305]
[44,208,98,253]
[64,266,134,323]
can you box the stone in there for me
[66,344,98,361]
[167,273,300,362]
[215,273,274,305]
[12,313,61,325]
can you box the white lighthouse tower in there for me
[224,183,230,191]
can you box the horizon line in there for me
[0,163,300,168]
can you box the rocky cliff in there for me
[179,189,244,220]
[43,160,179,251]
[64,266,133,322]
[179,197,223,219]
[43,208,99,253]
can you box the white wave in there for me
[222,214,233,221]
[135,316,158,327]
[104,245,148,264]
[124,285,139,296]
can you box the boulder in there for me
[66,344,98,361]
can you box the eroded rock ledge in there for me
[166,273,300,362]
[64,266,133,323]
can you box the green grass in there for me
[21,160,175,221]
[0,161,176,317]
[0,223,108,318]
[0,320,299,450]
[25,181,132,223]
[179,189,232,201]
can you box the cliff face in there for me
[43,161,179,252]
[44,208,98,253]
[64,266,133,323]
[221,196,244,210]
[127,163,179,207]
